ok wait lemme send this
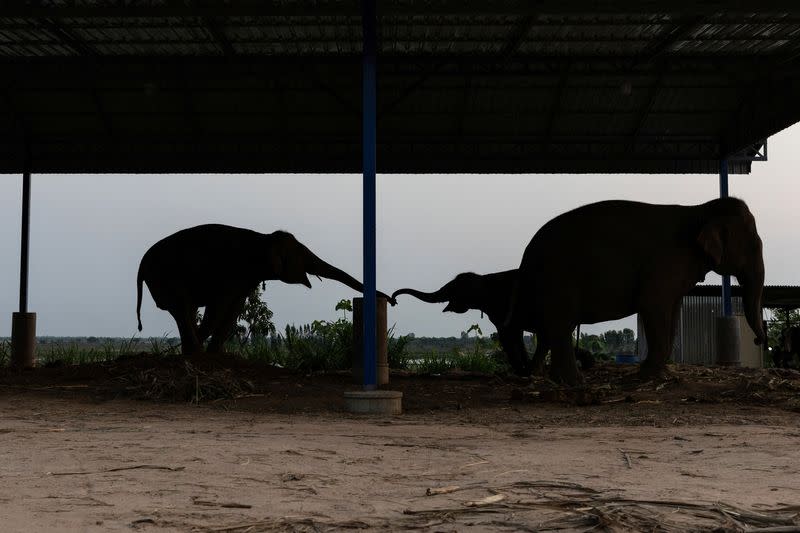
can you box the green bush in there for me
[411,351,456,374]
[387,324,413,370]
[238,299,415,374]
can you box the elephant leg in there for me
[548,330,582,386]
[575,348,595,370]
[169,305,202,355]
[497,327,529,376]
[638,301,680,379]
[197,300,223,345]
[207,296,247,353]
[530,334,549,377]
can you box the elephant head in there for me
[696,198,766,345]
[265,231,396,304]
[393,271,510,315]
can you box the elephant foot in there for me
[638,360,671,381]
[530,361,547,377]
[510,361,533,378]
[548,365,584,387]
[575,350,595,371]
[180,344,204,356]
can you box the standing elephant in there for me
[392,270,543,375]
[137,224,395,354]
[508,197,766,385]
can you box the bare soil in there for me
[1,356,799,532]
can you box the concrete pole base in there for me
[352,297,389,385]
[11,312,37,369]
[343,390,402,415]
[715,315,741,367]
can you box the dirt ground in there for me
[1,356,800,532]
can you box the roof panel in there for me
[0,2,798,174]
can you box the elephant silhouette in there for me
[137,224,395,354]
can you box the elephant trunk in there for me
[739,259,767,346]
[305,252,395,304]
[306,252,364,293]
[392,287,448,304]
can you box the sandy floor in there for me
[1,393,799,532]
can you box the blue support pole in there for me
[719,158,732,317]
[361,0,377,390]
[19,154,31,314]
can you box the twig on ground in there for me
[618,448,633,469]
[209,518,370,532]
[465,494,506,507]
[426,485,460,496]
[192,499,252,509]
[49,464,185,476]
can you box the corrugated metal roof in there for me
[0,2,798,174]
[2,12,798,58]
[689,285,800,309]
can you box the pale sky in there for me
[1,124,798,339]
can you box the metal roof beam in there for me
[456,74,472,139]
[182,0,237,58]
[0,133,718,143]
[378,60,448,117]
[309,71,360,117]
[497,15,537,59]
[634,16,705,66]
[1,1,797,17]
[5,16,800,30]
[631,69,666,139]
[544,66,569,143]
[36,18,98,58]
[1,85,27,140]
[0,55,784,70]
[33,19,115,140]
[201,17,236,57]
[90,87,113,138]
[10,34,800,49]
[723,73,800,155]
[383,17,566,117]
[179,69,202,140]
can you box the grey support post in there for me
[11,155,36,368]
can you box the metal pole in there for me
[11,149,37,369]
[361,0,377,390]
[719,158,732,317]
[19,157,31,313]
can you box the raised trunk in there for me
[305,251,395,303]
[392,287,448,303]
[305,252,364,293]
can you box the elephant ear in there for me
[697,220,724,268]
[269,251,284,279]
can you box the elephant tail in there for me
[136,266,144,332]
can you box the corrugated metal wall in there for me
[637,296,744,365]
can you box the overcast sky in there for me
[1,124,798,339]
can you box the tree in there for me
[767,308,800,349]
[601,328,636,353]
[232,285,276,344]
[579,333,607,353]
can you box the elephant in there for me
[392,270,537,375]
[507,197,766,385]
[136,224,395,354]
[392,270,596,376]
